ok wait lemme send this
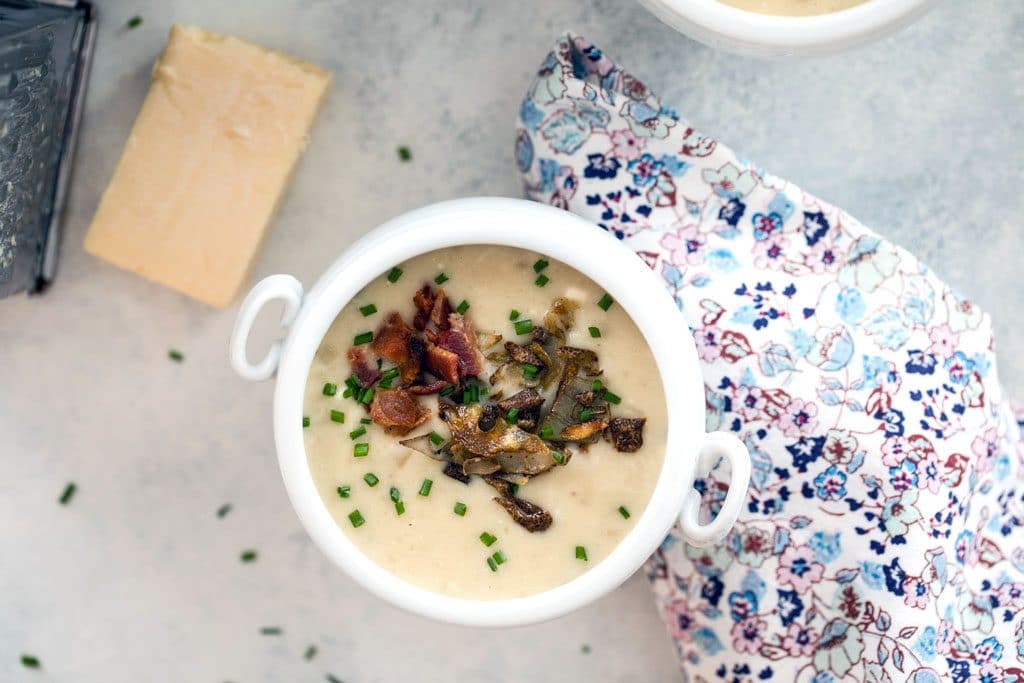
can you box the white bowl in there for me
[636,0,933,57]
[229,197,750,626]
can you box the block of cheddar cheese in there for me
[84,25,330,307]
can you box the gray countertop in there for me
[2,1,1021,681]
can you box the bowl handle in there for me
[677,431,751,547]
[229,275,305,381]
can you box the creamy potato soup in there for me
[718,0,866,16]
[303,245,667,599]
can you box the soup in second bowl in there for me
[718,0,866,16]
[303,245,667,599]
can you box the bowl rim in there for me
[638,0,932,53]
[272,197,707,626]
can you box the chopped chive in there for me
[363,473,379,487]
[453,502,467,516]
[377,379,393,389]
[387,267,403,283]
[349,426,366,440]
[462,383,480,404]
[261,626,282,635]
[522,364,539,381]
[360,417,373,424]
[539,425,554,439]
[302,416,311,428]
[492,550,507,565]
[397,146,412,162]
[480,532,497,547]
[359,387,376,405]
[348,510,365,528]
[603,390,622,405]
[394,500,406,516]
[487,556,498,572]
[376,358,383,369]
[304,645,318,661]
[533,258,549,273]
[21,654,40,669]
[322,382,338,396]
[576,545,588,561]
[345,376,362,392]
[168,349,184,362]
[552,451,566,465]
[330,410,345,424]
[58,482,76,505]
[439,385,455,397]
[240,549,258,563]
[381,368,400,381]
[326,675,344,683]
[591,379,603,391]
[126,15,142,28]
[429,431,445,446]
[456,300,470,315]
[507,483,519,496]
[581,644,592,654]
[588,326,602,338]
[618,505,631,519]
[597,293,614,311]
[434,272,449,285]
[216,503,232,518]
[419,479,433,496]
[505,407,520,424]
[353,331,373,345]
[342,388,353,398]
[390,486,401,503]
[509,309,521,321]
[359,303,377,317]
[354,443,370,458]
[513,319,534,335]
[535,274,550,287]
[337,485,350,499]
[578,409,593,421]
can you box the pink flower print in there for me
[935,620,954,655]
[780,399,818,437]
[753,234,789,270]
[694,325,723,362]
[571,37,615,77]
[609,128,641,161]
[664,599,696,643]
[997,582,1024,609]
[781,623,819,656]
[731,616,767,654]
[971,428,999,473]
[823,429,858,465]
[805,240,841,274]
[735,386,767,421]
[902,577,929,609]
[881,436,909,467]
[969,662,1004,683]
[776,546,824,594]
[928,324,958,359]
[661,225,706,265]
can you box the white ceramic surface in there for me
[636,0,933,57]
[230,197,751,626]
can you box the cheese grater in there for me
[0,0,95,298]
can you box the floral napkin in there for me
[516,34,1024,683]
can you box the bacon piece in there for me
[369,388,429,433]
[371,312,421,385]
[412,284,434,331]
[430,289,452,330]
[347,347,382,387]
[425,343,460,384]
[408,380,448,395]
[438,313,484,378]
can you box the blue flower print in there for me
[626,153,665,186]
[905,349,937,375]
[786,436,825,473]
[836,288,866,324]
[538,158,559,193]
[862,562,886,590]
[913,625,938,662]
[727,590,758,622]
[583,152,620,179]
[813,466,848,500]
[944,351,975,386]
[719,198,746,227]
[751,212,783,241]
[875,408,906,437]
[889,460,918,491]
[519,96,544,132]
[768,193,795,221]
[809,532,842,564]
[514,129,534,173]
[802,211,831,245]
[776,589,804,627]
